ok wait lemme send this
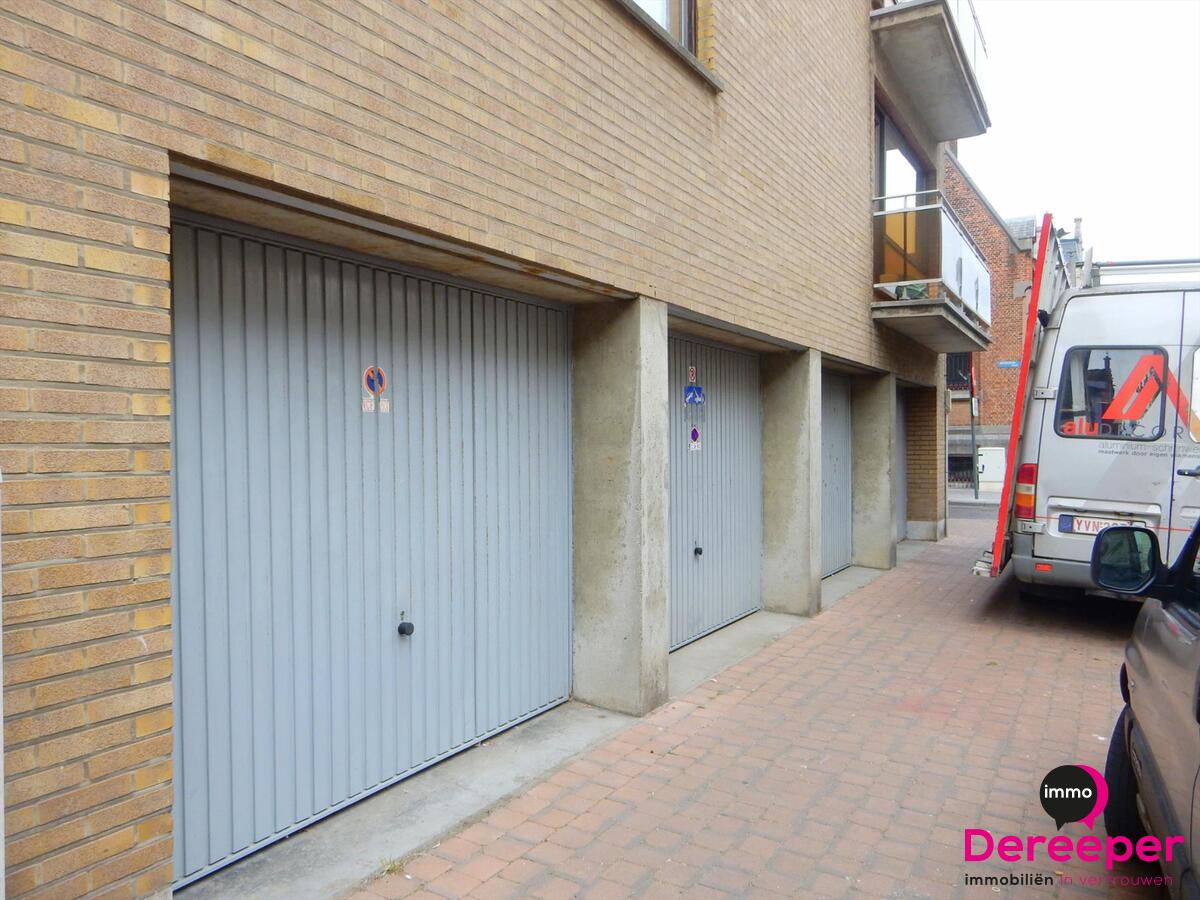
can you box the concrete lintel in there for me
[851,372,897,569]
[761,348,822,616]
[571,297,669,716]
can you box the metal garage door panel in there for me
[170,220,570,884]
[669,337,763,650]
[822,374,853,576]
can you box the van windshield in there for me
[1055,347,1168,441]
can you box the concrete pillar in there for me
[905,382,948,540]
[571,297,669,716]
[851,372,897,569]
[760,349,822,616]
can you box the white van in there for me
[1010,282,1200,588]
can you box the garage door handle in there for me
[397,622,415,637]
[694,546,703,557]
[1179,467,1200,477]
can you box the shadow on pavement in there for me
[973,571,1143,643]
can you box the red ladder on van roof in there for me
[976,213,1057,577]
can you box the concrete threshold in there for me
[821,539,931,611]
[177,703,633,900]
[180,539,934,900]
[668,610,803,698]
[670,541,935,693]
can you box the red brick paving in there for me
[354,521,1165,899]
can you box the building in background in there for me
[0,0,990,895]
[944,153,1083,490]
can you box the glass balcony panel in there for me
[873,190,991,330]
[947,0,987,93]
[874,203,942,291]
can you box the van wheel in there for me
[1104,707,1147,841]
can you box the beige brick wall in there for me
[0,0,940,895]
[0,63,174,893]
[906,380,947,523]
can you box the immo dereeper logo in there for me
[1039,764,1107,830]
[963,763,1185,874]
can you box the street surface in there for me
[354,520,1160,899]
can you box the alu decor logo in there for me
[1102,353,1200,441]
[962,763,1184,887]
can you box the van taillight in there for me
[1015,463,1037,520]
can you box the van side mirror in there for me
[1091,526,1160,594]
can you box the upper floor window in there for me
[947,353,971,391]
[631,0,695,52]
[875,111,930,210]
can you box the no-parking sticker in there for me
[363,366,387,395]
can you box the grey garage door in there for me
[170,218,571,885]
[669,336,763,650]
[822,373,853,576]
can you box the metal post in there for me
[970,399,979,499]
[969,356,979,499]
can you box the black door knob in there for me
[397,622,415,636]
[694,546,703,557]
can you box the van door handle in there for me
[1178,467,1200,477]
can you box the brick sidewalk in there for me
[354,521,1161,899]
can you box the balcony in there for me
[871,0,990,142]
[872,190,992,352]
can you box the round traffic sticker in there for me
[363,366,387,395]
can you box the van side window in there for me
[1191,347,1200,442]
[1054,347,1168,441]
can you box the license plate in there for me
[1058,514,1146,534]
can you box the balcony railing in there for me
[873,189,991,327]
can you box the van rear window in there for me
[1055,347,1168,441]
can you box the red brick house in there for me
[943,151,1036,486]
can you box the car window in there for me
[1055,347,1168,441]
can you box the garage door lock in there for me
[397,621,415,637]
[693,546,703,557]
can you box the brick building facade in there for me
[943,151,1033,479]
[0,1,989,894]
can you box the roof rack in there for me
[1086,257,1200,286]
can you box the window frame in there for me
[626,0,696,50]
[874,109,932,199]
[946,352,972,392]
[609,0,722,92]
[1189,346,1200,443]
[1053,344,1170,443]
